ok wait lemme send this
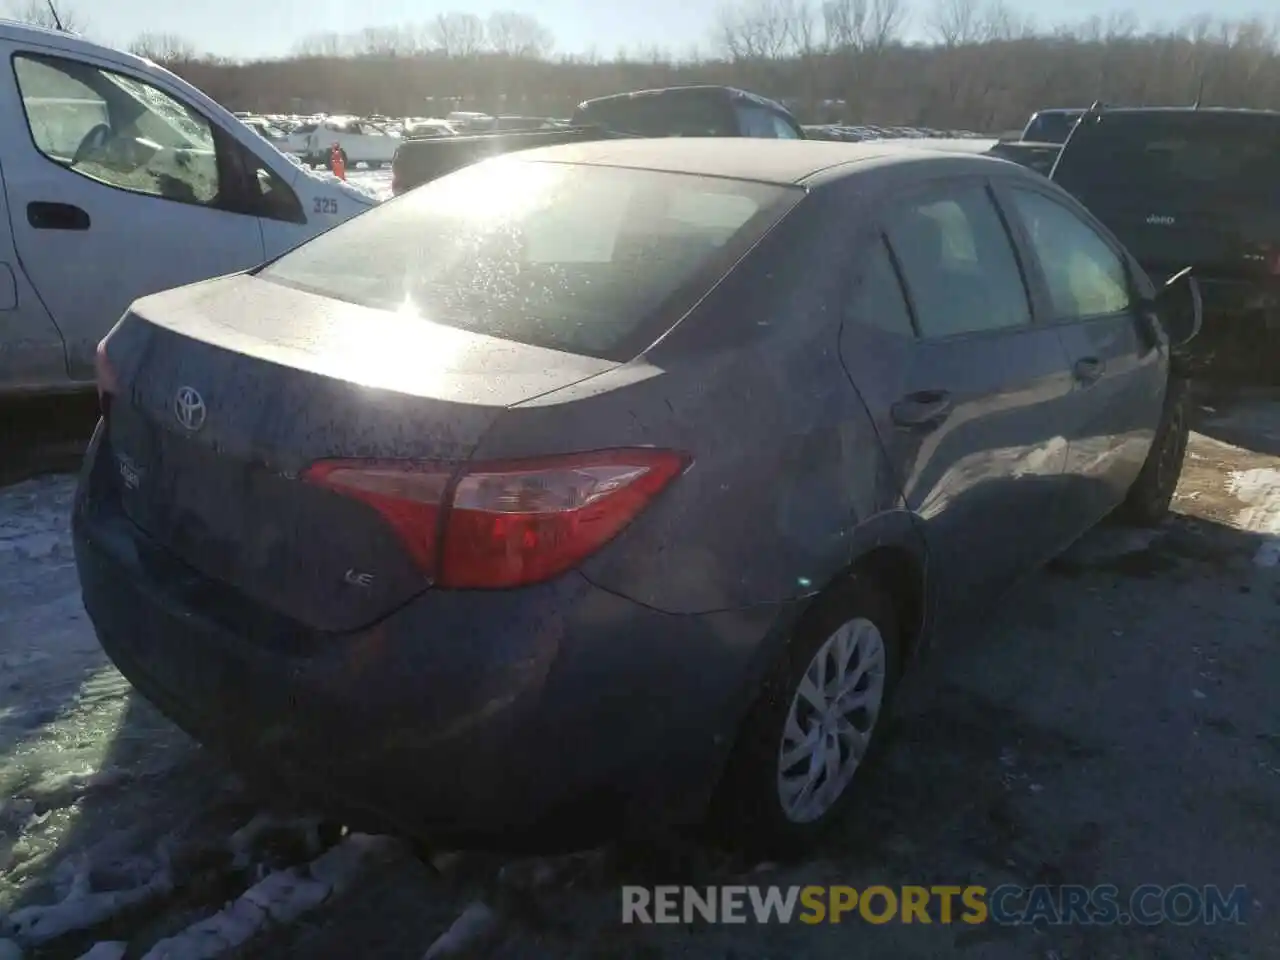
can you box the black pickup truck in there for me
[1049,106,1280,371]
[390,85,806,196]
[1050,106,1280,368]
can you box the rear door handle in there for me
[1073,357,1104,384]
[27,201,90,231]
[890,390,952,428]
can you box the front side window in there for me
[258,159,800,360]
[885,184,1032,339]
[1007,188,1131,319]
[13,53,219,206]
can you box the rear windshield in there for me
[1055,114,1280,195]
[258,159,798,360]
[573,95,736,136]
[1022,112,1080,144]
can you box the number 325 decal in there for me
[313,197,339,215]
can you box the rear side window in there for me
[1006,189,1131,319]
[885,185,1031,339]
[848,238,915,336]
[259,160,799,360]
[735,104,778,138]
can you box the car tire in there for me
[707,573,902,859]
[1117,375,1190,527]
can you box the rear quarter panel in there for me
[467,195,913,615]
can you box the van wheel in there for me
[708,575,901,859]
[1117,375,1190,527]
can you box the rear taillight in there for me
[303,449,688,589]
[94,337,118,416]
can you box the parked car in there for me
[392,84,805,195]
[0,22,379,398]
[75,139,1200,856]
[281,116,402,169]
[402,118,458,139]
[1050,105,1280,368]
[241,116,291,145]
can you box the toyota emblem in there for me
[173,386,207,432]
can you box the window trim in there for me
[877,176,1038,344]
[994,180,1137,327]
[10,50,236,214]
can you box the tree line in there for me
[8,0,1280,132]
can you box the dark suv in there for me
[1051,107,1280,352]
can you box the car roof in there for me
[1089,106,1280,118]
[0,19,155,71]
[578,84,793,117]
[502,137,1015,187]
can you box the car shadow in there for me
[559,513,1278,960]
[1,685,272,956]
[1190,383,1280,457]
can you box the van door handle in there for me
[1073,357,1104,384]
[890,390,953,428]
[28,201,90,231]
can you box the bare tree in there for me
[7,0,87,32]
[925,0,978,46]
[292,32,345,58]
[486,11,553,58]
[430,11,486,58]
[822,0,906,52]
[716,0,811,61]
[357,26,411,57]
[129,32,197,64]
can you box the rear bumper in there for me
[72,426,797,848]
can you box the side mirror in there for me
[1148,266,1203,348]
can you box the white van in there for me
[0,21,379,397]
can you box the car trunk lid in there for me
[100,274,615,633]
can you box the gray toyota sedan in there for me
[74,139,1199,856]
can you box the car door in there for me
[0,141,68,391]
[0,47,266,380]
[996,182,1166,531]
[845,179,1076,618]
[358,123,397,164]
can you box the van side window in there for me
[885,185,1032,339]
[239,146,306,225]
[13,53,220,208]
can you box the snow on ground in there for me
[0,475,404,957]
[340,167,392,202]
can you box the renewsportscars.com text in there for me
[621,884,1250,926]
